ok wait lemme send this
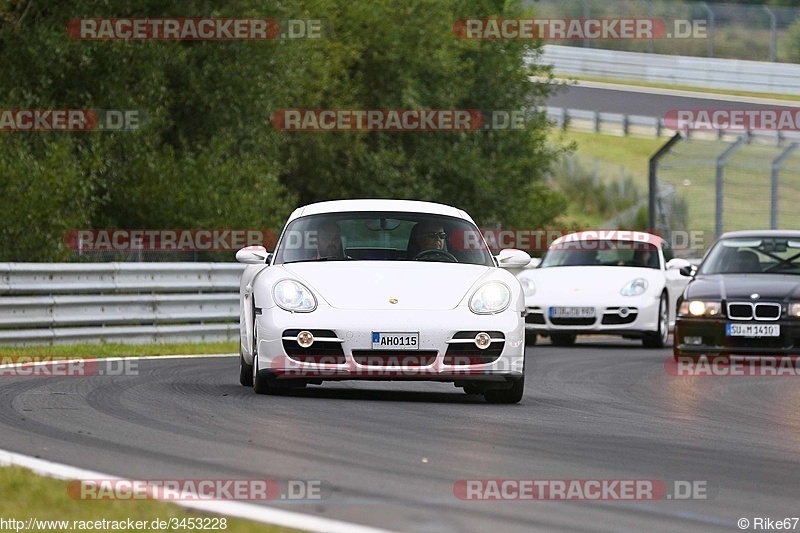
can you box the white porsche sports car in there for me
[517,230,691,347]
[236,199,531,403]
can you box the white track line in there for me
[0,448,395,533]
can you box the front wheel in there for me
[525,331,537,346]
[239,349,253,386]
[643,293,669,348]
[484,376,525,404]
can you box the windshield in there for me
[540,240,660,269]
[272,212,494,266]
[700,237,800,275]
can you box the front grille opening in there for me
[728,303,753,320]
[526,312,545,324]
[282,329,345,363]
[351,351,438,367]
[550,317,596,326]
[444,331,504,364]
[755,303,781,320]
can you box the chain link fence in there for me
[652,133,800,258]
[529,0,800,62]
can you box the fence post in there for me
[771,143,799,229]
[764,6,777,62]
[648,133,683,232]
[715,137,746,238]
[700,2,715,58]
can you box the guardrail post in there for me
[594,111,601,133]
[622,114,629,136]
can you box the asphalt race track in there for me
[1,338,799,532]
[545,83,800,117]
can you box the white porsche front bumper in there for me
[253,305,525,382]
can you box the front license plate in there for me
[726,324,780,337]
[372,332,419,350]
[549,306,596,318]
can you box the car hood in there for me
[278,262,494,310]
[686,274,800,301]
[523,266,663,300]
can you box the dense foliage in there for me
[0,0,566,261]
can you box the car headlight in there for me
[273,279,317,312]
[469,282,511,314]
[518,277,535,297]
[621,278,648,296]
[678,300,721,317]
[789,303,800,317]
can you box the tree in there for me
[0,0,566,261]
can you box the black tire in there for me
[251,321,276,395]
[239,348,253,386]
[484,376,525,404]
[643,293,669,348]
[550,333,576,346]
[463,384,482,395]
[525,331,537,346]
[252,351,276,395]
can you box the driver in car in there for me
[407,221,450,260]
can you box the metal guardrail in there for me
[0,263,246,345]
[546,106,800,143]
[539,45,800,95]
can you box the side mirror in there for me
[666,258,691,271]
[236,246,270,264]
[678,265,696,277]
[496,248,532,268]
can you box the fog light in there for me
[684,336,702,346]
[618,307,630,318]
[297,330,314,348]
[474,332,492,350]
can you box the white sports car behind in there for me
[517,230,691,347]
[236,199,531,403]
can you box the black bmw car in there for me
[674,230,800,361]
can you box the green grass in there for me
[550,129,800,251]
[556,130,665,187]
[0,341,238,358]
[559,74,800,103]
[0,466,302,533]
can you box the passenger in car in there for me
[315,222,346,259]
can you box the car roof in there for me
[549,230,664,248]
[287,199,475,223]
[719,230,800,239]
